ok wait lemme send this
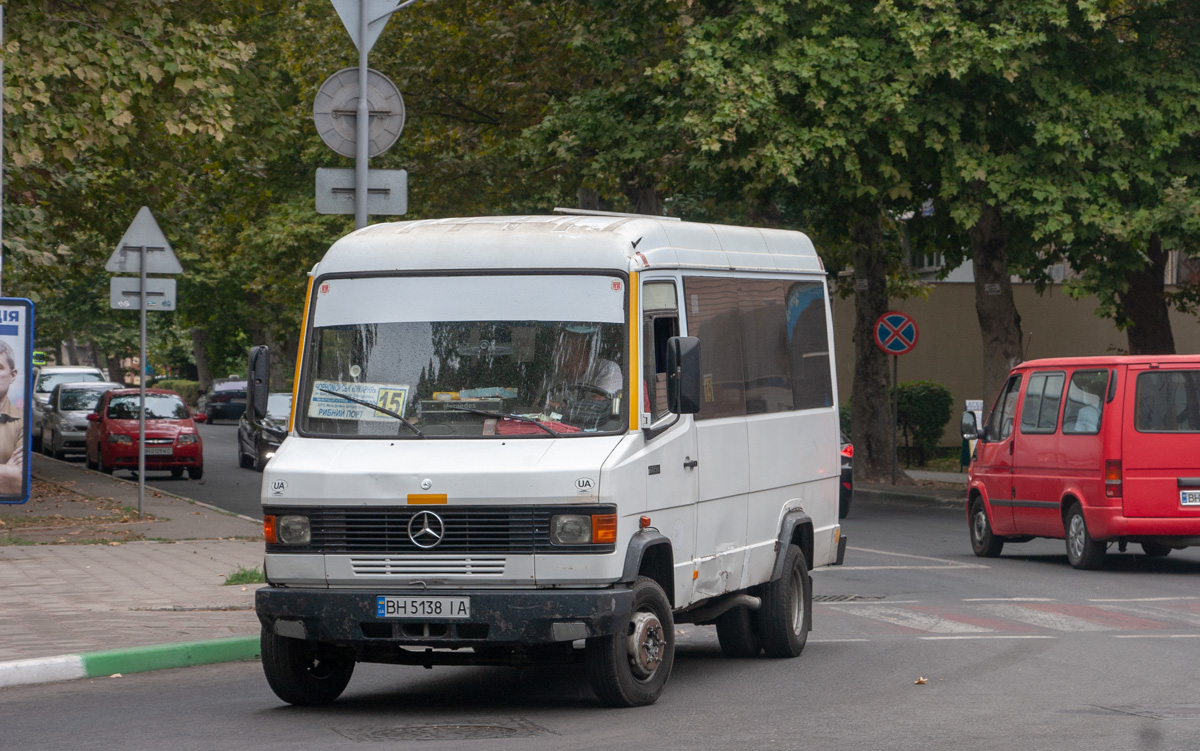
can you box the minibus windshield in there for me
[299,274,628,438]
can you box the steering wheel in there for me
[562,384,615,429]
[565,383,614,401]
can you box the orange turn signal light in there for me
[592,514,618,544]
[639,515,652,529]
[263,515,277,544]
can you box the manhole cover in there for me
[333,718,551,742]
[1096,705,1200,721]
[814,594,886,603]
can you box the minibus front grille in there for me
[266,505,616,555]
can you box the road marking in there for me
[1088,597,1200,603]
[962,598,1056,602]
[978,604,1113,631]
[918,635,1056,641]
[847,546,980,565]
[827,546,989,571]
[816,600,921,605]
[809,638,871,643]
[1112,634,1200,639]
[829,605,991,633]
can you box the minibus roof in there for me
[317,215,824,276]
[1018,355,1200,369]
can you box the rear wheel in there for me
[715,604,762,657]
[586,576,674,707]
[260,627,354,706]
[1065,503,1106,570]
[1141,541,1172,558]
[969,497,1004,557]
[757,544,811,658]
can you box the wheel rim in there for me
[790,568,805,637]
[972,508,988,543]
[1067,514,1086,560]
[626,609,665,679]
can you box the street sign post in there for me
[873,311,920,484]
[106,207,182,517]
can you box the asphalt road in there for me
[4,499,1199,750]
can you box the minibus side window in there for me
[1062,370,1108,435]
[1020,371,1065,434]
[642,281,679,423]
[985,375,1022,442]
[1135,370,1200,432]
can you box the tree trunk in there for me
[849,210,896,483]
[1120,234,1175,355]
[191,327,213,391]
[620,172,662,216]
[65,337,79,366]
[968,203,1024,404]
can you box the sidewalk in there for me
[855,468,968,510]
[0,455,265,687]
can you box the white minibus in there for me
[252,211,846,707]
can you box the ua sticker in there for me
[271,479,288,496]
[575,477,595,492]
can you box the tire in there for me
[1141,541,1172,558]
[170,468,184,479]
[32,429,42,453]
[187,466,204,481]
[969,498,1004,557]
[98,452,114,475]
[253,439,267,472]
[715,604,762,658]
[260,627,354,706]
[238,442,253,469]
[42,430,53,457]
[1065,503,1106,570]
[839,494,851,519]
[757,544,811,658]
[586,576,675,707]
[86,449,97,471]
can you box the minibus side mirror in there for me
[961,411,979,441]
[249,345,271,422]
[666,336,702,415]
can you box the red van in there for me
[961,356,1200,569]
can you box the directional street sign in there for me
[105,206,183,274]
[873,311,919,355]
[109,277,176,311]
[315,168,407,216]
[329,0,400,54]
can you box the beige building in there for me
[831,283,1200,446]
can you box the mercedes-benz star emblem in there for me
[407,510,445,549]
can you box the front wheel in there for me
[260,627,355,705]
[187,466,203,481]
[586,576,674,707]
[969,498,1004,557]
[757,544,811,658]
[98,452,114,475]
[1065,503,1106,570]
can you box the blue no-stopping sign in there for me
[873,311,918,355]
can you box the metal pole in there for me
[1,6,6,297]
[891,354,898,485]
[355,0,370,229]
[138,247,146,518]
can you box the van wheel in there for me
[586,576,674,707]
[969,498,1004,557]
[1141,542,1172,558]
[715,604,762,657]
[260,627,355,705]
[757,544,810,658]
[1065,504,1106,570]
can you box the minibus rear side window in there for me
[1135,370,1200,433]
[1062,370,1108,435]
[1020,371,1065,434]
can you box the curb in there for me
[0,635,260,689]
[854,487,965,510]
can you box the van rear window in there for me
[1136,371,1200,433]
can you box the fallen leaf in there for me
[110,673,122,678]
[241,586,247,592]
[914,677,927,685]
[108,541,121,546]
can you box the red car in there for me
[85,388,204,479]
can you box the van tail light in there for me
[841,443,854,459]
[1105,460,1122,498]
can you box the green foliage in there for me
[223,566,265,586]
[839,402,851,437]
[896,381,955,467]
[154,379,201,406]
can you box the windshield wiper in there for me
[317,387,424,438]
[445,405,561,438]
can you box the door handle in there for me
[683,458,698,470]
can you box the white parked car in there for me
[31,366,109,451]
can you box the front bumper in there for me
[256,586,634,648]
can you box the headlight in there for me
[176,433,198,445]
[277,515,311,545]
[58,419,72,431]
[108,434,133,445]
[550,514,592,545]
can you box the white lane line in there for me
[847,546,980,565]
[963,597,1056,602]
[919,635,1056,641]
[1088,597,1200,603]
[827,564,990,571]
[829,605,991,634]
[1112,634,1200,639]
[817,600,921,605]
[978,604,1112,631]
[809,638,872,643]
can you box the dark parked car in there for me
[197,378,248,423]
[237,392,291,472]
[85,388,203,479]
[40,381,123,459]
[840,432,853,518]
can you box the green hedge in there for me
[155,379,201,406]
[896,380,954,467]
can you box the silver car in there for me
[40,381,123,459]
[32,366,109,451]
